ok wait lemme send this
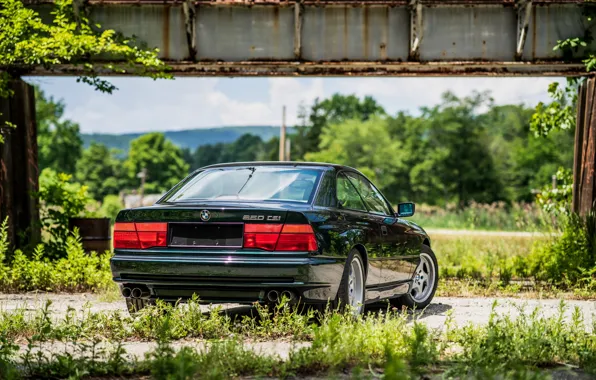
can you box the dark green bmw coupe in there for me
[111,162,438,315]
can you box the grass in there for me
[0,300,595,379]
[411,202,554,232]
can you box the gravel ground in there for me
[2,293,594,333]
[3,293,595,378]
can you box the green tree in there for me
[189,133,271,170]
[75,142,123,201]
[124,133,189,193]
[305,116,404,190]
[35,87,83,175]
[407,92,503,206]
[294,94,385,158]
[0,0,169,97]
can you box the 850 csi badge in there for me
[200,210,211,221]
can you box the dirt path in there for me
[2,293,593,332]
[2,293,594,365]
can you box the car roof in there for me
[198,161,360,172]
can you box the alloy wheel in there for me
[410,252,436,303]
[347,255,364,315]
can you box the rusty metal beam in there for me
[23,0,594,76]
[182,0,197,60]
[409,0,422,61]
[28,60,585,76]
[515,0,532,61]
[293,0,302,59]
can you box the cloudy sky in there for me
[26,76,562,134]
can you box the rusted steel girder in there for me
[29,61,585,77]
[23,0,595,76]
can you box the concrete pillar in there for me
[0,80,40,248]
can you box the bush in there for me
[529,213,596,287]
[37,168,96,259]
[0,217,112,293]
[100,194,124,223]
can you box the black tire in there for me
[126,298,154,314]
[391,244,438,309]
[334,249,366,315]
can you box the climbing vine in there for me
[530,6,596,137]
[0,0,171,99]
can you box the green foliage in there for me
[99,194,124,223]
[2,300,595,378]
[530,80,579,138]
[448,301,596,377]
[412,202,550,231]
[530,214,596,287]
[37,168,94,259]
[0,0,170,97]
[76,142,123,201]
[186,133,277,171]
[293,94,385,159]
[124,132,189,193]
[0,220,112,292]
[35,86,83,175]
[536,167,573,216]
[305,116,404,189]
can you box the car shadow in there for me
[207,300,453,324]
[365,300,453,322]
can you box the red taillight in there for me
[114,222,167,249]
[244,223,282,251]
[243,223,318,252]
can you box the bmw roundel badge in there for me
[200,210,211,221]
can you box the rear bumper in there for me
[110,250,344,304]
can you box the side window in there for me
[337,173,367,212]
[345,172,392,216]
[314,171,337,207]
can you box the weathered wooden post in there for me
[0,80,40,247]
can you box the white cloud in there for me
[268,78,325,125]
[34,76,557,134]
[332,77,559,115]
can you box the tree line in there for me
[37,87,573,207]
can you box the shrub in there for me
[37,168,96,259]
[0,217,112,293]
[100,194,124,223]
[529,213,596,286]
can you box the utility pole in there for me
[285,138,291,161]
[279,105,286,161]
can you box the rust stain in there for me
[162,5,170,59]
[343,6,348,58]
[380,43,387,60]
[363,6,369,59]
[273,7,279,32]
[531,5,537,60]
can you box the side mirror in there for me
[396,202,415,217]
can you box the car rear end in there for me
[110,164,343,305]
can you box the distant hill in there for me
[82,126,296,152]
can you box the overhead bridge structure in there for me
[28,0,595,76]
[3,0,596,246]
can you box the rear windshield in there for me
[162,166,323,203]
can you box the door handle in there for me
[381,226,388,235]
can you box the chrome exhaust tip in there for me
[280,290,295,301]
[267,290,279,302]
[122,287,131,298]
[131,288,142,299]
